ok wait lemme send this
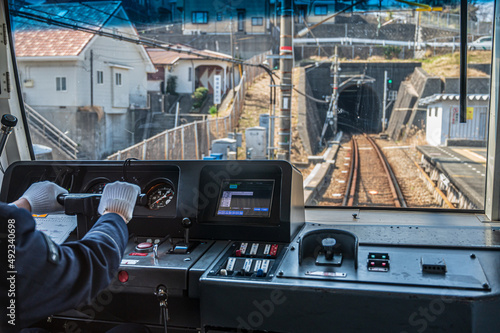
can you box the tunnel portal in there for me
[338,83,381,134]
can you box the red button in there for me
[382,262,387,267]
[270,244,279,256]
[370,262,375,266]
[235,250,242,257]
[118,270,129,283]
[129,252,148,256]
[137,242,153,249]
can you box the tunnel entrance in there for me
[337,83,381,134]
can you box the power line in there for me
[12,4,328,106]
[10,8,267,71]
[293,87,329,104]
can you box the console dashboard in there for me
[1,160,500,333]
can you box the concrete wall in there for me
[305,61,421,134]
[443,77,491,94]
[387,68,491,141]
[297,67,321,155]
[141,33,275,59]
[386,81,419,139]
[386,67,442,140]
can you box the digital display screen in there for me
[216,180,274,218]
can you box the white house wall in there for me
[426,100,489,146]
[85,35,151,112]
[17,60,81,138]
[170,61,195,94]
[168,59,231,94]
[18,60,79,107]
[426,104,443,146]
[447,102,489,142]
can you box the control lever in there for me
[57,193,147,207]
[0,114,18,158]
[173,218,192,254]
[56,193,146,239]
[315,237,343,266]
[322,238,336,260]
[182,217,192,245]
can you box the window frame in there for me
[97,71,104,85]
[252,17,263,26]
[192,11,208,24]
[115,73,122,86]
[56,77,67,91]
[314,5,328,16]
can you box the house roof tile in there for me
[13,1,122,57]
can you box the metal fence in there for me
[418,12,492,36]
[25,103,79,159]
[107,51,271,161]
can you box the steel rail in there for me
[343,137,359,207]
[364,134,407,208]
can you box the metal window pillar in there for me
[278,0,293,161]
[485,0,500,221]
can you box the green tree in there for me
[192,87,208,109]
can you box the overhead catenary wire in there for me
[10,8,268,72]
[12,5,329,107]
[292,87,329,104]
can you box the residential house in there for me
[176,0,272,35]
[147,45,234,95]
[14,1,155,158]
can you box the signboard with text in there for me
[214,75,222,105]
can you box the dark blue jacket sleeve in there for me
[0,203,128,329]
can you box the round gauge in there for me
[147,182,175,210]
[85,178,110,194]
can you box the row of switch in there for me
[219,257,273,277]
[234,242,279,258]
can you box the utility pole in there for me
[382,70,387,132]
[278,0,293,160]
[90,49,93,107]
[230,1,235,96]
[319,45,339,147]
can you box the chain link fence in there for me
[107,51,271,161]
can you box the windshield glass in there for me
[7,0,494,210]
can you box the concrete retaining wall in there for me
[297,67,322,155]
[387,67,442,140]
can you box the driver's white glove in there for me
[20,181,68,214]
[98,181,141,223]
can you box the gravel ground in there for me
[374,137,441,208]
[317,134,441,208]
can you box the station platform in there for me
[417,145,486,208]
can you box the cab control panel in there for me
[208,242,287,279]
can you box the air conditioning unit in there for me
[24,79,34,88]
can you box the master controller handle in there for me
[0,114,18,158]
[182,217,192,245]
[57,193,147,207]
[322,238,336,260]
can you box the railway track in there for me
[343,134,407,208]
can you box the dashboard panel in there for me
[1,160,500,333]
